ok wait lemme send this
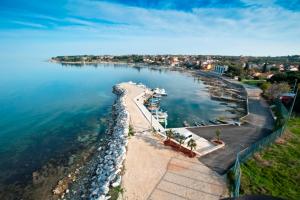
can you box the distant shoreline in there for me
[49,58,176,69]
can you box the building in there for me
[288,65,299,71]
[214,65,228,74]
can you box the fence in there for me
[230,100,289,197]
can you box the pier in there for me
[133,90,166,133]
[119,82,228,200]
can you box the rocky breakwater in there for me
[89,84,129,200]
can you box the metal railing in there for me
[230,100,289,197]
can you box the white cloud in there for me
[64,0,300,40]
[11,20,47,28]
[1,0,300,56]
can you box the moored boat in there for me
[183,121,190,127]
[153,88,167,96]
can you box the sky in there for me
[0,0,300,59]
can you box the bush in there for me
[264,83,290,101]
[128,125,134,136]
[108,186,124,200]
[260,82,271,92]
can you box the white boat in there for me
[158,118,167,123]
[153,88,167,96]
[156,111,168,119]
[148,105,159,111]
[153,93,162,98]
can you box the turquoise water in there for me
[0,59,235,189]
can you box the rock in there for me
[32,171,41,185]
[96,195,106,200]
[89,83,133,198]
[111,176,121,187]
[92,188,99,196]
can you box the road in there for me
[188,97,274,174]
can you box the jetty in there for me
[118,82,228,200]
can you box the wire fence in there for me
[230,100,289,197]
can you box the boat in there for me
[147,105,159,111]
[158,118,167,123]
[149,97,160,101]
[153,93,162,98]
[146,101,159,107]
[153,88,167,96]
[183,121,190,127]
[217,119,228,124]
[193,120,202,127]
[156,111,168,119]
[209,120,218,124]
[148,98,160,104]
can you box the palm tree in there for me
[178,135,185,150]
[187,139,197,156]
[166,129,174,141]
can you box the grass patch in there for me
[240,117,300,200]
[242,79,266,86]
[128,125,135,136]
[108,186,124,200]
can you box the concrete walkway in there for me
[120,83,228,200]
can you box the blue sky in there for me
[0,0,300,59]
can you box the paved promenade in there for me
[120,83,228,200]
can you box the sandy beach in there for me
[119,83,228,200]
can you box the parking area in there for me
[188,98,274,174]
[188,123,272,174]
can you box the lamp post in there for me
[150,93,153,131]
[288,86,298,120]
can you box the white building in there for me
[214,65,228,74]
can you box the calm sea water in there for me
[0,59,234,188]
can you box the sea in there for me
[0,58,240,198]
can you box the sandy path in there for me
[120,83,227,200]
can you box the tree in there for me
[166,129,174,141]
[264,82,290,101]
[270,66,279,72]
[227,65,245,78]
[260,82,272,92]
[244,62,250,71]
[270,72,300,85]
[215,129,221,142]
[178,135,185,149]
[187,139,197,155]
[269,73,288,83]
[262,63,268,73]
